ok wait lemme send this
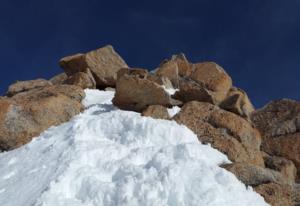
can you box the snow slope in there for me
[0,89,269,206]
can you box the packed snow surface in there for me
[0,89,268,206]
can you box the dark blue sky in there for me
[0,0,299,107]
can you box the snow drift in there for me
[0,89,268,206]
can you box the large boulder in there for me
[254,183,294,206]
[251,99,300,138]
[0,85,85,151]
[173,101,264,166]
[59,45,128,87]
[223,163,284,186]
[142,105,170,120]
[189,62,232,104]
[6,79,52,97]
[155,60,179,88]
[113,74,181,112]
[220,87,255,119]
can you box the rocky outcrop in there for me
[173,101,264,166]
[113,74,181,112]
[252,99,300,181]
[142,105,170,120]
[0,85,84,151]
[220,87,255,119]
[59,45,128,88]
[6,79,52,97]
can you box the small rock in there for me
[142,105,170,120]
[6,79,52,97]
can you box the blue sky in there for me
[0,0,299,107]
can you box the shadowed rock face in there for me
[59,45,128,88]
[173,101,264,166]
[0,85,85,151]
[64,70,96,89]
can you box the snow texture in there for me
[0,89,269,206]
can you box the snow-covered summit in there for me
[0,89,268,206]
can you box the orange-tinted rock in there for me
[142,105,170,120]
[6,79,52,97]
[190,62,232,104]
[173,101,264,166]
[113,75,181,112]
[171,53,193,77]
[59,45,128,87]
[0,85,85,151]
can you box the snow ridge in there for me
[0,90,268,206]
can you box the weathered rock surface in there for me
[0,85,85,151]
[263,152,297,185]
[64,70,96,89]
[173,77,215,104]
[190,62,232,104]
[117,68,148,80]
[155,60,179,88]
[223,163,284,186]
[142,105,170,120]
[220,87,255,119]
[262,133,300,181]
[49,73,68,85]
[113,74,181,112]
[173,101,264,166]
[251,99,300,138]
[255,183,294,206]
[6,79,52,97]
[59,45,128,87]
[147,74,174,89]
